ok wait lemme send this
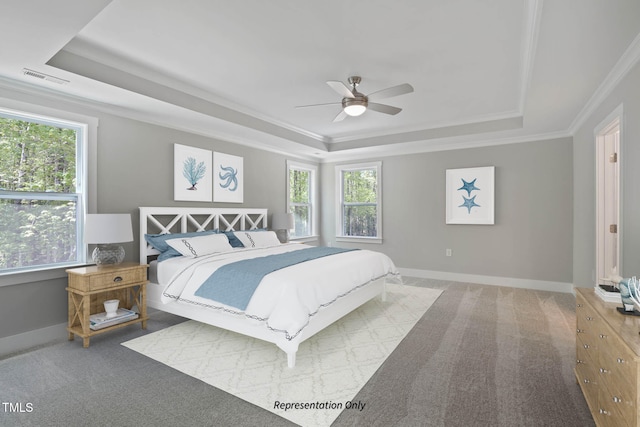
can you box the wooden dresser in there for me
[575,287,640,426]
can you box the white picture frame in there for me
[213,152,244,203]
[446,166,495,225]
[174,144,212,202]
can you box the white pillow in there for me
[234,230,281,248]
[166,233,233,258]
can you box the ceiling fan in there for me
[297,76,414,122]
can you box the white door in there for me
[596,115,621,284]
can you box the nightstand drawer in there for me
[67,263,147,292]
[88,268,145,290]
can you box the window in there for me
[0,108,87,274]
[287,160,317,239]
[336,162,382,243]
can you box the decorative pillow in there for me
[233,230,281,248]
[166,234,232,258]
[145,230,217,261]
[223,228,267,248]
[224,231,245,248]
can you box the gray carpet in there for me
[0,278,593,427]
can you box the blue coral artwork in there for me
[213,152,244,203]
[174,144,212,202]
[445,166,495,224]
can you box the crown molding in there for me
[569,31,640,134]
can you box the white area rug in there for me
[122,284,442,426]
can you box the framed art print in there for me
[445,166,495,224]
[174,144,212,202]
[213,152,244,203]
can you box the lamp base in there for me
[92,244,125,265]
[275,229,290,243]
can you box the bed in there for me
[139,207,400,368]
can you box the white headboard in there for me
[139,207,268,264]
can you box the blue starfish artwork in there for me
[218,164,238,192]
[458,178,480,197]
[459,195,480,213]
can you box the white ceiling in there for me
[1,0,640,161]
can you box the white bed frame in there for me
[139,207,387,368]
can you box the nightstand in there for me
[66,262,148,347]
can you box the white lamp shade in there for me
[85,214,133,244]
[272,213,294,230]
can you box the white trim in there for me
[399,268,574,294]
[517,0,543,113]
[570,32,640,135]
[335,161,383,240]
[594,104,623,286]
[0,322,67,358]
[0,101,96,278]
[286,160,319,238]
[336,236,382,245]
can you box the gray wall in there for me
[7,56,640,345]
[0,88,295,342]
[573,60,640,287]
[321,137,574,285]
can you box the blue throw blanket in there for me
[194,246,357,310]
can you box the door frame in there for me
[595,104,623,285]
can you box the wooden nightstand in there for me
[66,262,148,347]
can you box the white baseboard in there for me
[399,268,574,294]
[0,322,67,358]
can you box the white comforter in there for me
[157,243,400,340]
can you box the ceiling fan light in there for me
[343,104,367,116]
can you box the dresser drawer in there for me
[597,386,632,427]
[576,358,599,410]
[576,295,599,342]
[599,327,637,392]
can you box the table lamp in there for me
[85,213,133,265]
[272,212,294,243]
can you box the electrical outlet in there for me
[446,249,452,257]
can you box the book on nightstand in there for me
[90,308,139,330]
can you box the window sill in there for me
[336,236,382,244]
[290,235,320,244]
[0,262,86,288]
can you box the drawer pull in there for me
[583,344,590,349]
[599,409,610,416]
[586,316,594,321]
[576,329,584,333]
[577,303,583,307]
[617,358,625,364]
[113,276,123,282]
[612,396,622,403]
[599,368,609,374]
[599,334,607,339]
[583,378,591,384]
[577,359,584,364]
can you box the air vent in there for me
[22,68,69,85]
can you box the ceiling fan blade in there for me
[295,102,341,108]
[327,81,355,98]
[368,102,402,115]
[333,109,348,122]
[367,83,414,101]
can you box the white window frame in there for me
[286,160,318,242]
[0,104,92,283]
[336,161,382,244]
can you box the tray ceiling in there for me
[1,0,640,160]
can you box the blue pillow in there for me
[145,230,218,261]
[224,231,244,248]
[224,229,267,248]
